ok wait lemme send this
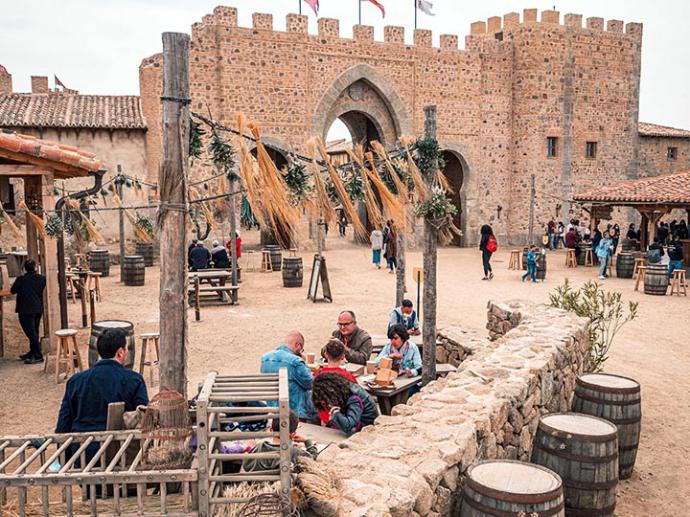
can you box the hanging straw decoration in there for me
[19,201,46,239]
[316,137,366,239]
[248,121,301,248]
[347,149,383,231]
[111,194,153,244]
[370,140,408,201]
[305,139,337,225]
[234,113,267,228]
[0,200,24,239]
[66,199,106,245]
[400,136,429,201]
[188,186,218,232]
[363,151,407,227]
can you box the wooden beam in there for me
[0,149,90,178]
[0,165,51,176]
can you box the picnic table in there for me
[187,270,238,304]
[358,373,422,416]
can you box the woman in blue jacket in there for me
[375,325,422,377]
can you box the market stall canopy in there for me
[0,129,101,179]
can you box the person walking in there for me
[547,219,556,250]
[521,246,539,283]
[370,228,383,269]
[667,233,684,278]
[384,222,397,273]
[10,259,46,364]
[479,224,496,280]
[596,230,613,279]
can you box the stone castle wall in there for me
[311,301,592,516]
[638,136,690,178]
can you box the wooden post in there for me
[528,173,536,245]
[639,212,648,249]
[194,276,201,322]
[40,174,59,352]
[159,32,190,397]
[395,233,405,306]
[117,165,125,283]
[422,106,438,386]
[228,179,238,303]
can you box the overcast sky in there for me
[2,0,689,139]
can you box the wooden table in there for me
[188,270,238,304]
[358,374,422,416]
[296,422,347,453]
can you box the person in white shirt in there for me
[370,229,383,269]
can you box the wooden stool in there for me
[288,248,298,257]
[74,254,86,269]
[669,269,687,296]
[508,250,521,270]
[565,249,577,268]
[139,333,161,386]
[634,265,647,292]
[50,329,83,384]
[584,248,594,267]
[86,272,102,302]
[261,250,272,272]
[66,273,77,304]
[244,250,258,272]
[633,258,646,277]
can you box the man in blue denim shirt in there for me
[260,331,315,419]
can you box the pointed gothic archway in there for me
[439,143,472,246]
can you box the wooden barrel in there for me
[88,320,136,369]
[135,242,154,267]
[88,249,110,277]
[615,253,635,279]
[643,265,668,295]
[531,413,618,517]
[263,245,282,272]
[536,251,547,281]
[123,255,145,286]
[282,257,303,288]
[577,243,592,266]
[461,460,565,517]
[621,238,638,252]
[572,373,641,480]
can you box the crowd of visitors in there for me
[187,233,242,271]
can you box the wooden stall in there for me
[0,130,105,354]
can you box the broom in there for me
[346,148,383,231]
[110,194,153,244]
[400,135,429,201]
[0,200,24,239]
[19,201,46,239]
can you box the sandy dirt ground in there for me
[0,229,688,516]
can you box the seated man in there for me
[312,372,379,436]
[316,339,356,382]
[243,410,317,472]
[189,241,211,271]
[56,328,148,434]
[388,299,420,335]
[565,227,581,257]
[327,310,372,366]
[261,331,315,419]
[211,240,230,268]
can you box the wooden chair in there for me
[139,333,161,386]
[508,250,521,270]
[634,265,647,292]
[669,269,687,296]
[565,249,577,268]
[65,272,77,304]
[48,329,83,384]
[86,271,102,302]
[633,257,646,277]
[261,250,272,272]
[584,248,594,267]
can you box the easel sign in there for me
[307,254,332,303]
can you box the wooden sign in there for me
[591,205,613,220]
[412,267,423,284]
[307,254,332,303]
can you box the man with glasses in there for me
[261,331,315,419]
[327,310,372,366]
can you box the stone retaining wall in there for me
[314,300,592,516]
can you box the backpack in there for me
[647,248,661,264]
[486,235,498,253]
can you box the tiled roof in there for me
[0,93,146,130]
[325,138,352,154]
[0,129,101,176]
[574,170,690,205]
[638,122,690,138]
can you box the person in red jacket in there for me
[225,231,242,260]
[314,339,356,424]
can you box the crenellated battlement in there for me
[189,5,467,53]
[469,8,642,39]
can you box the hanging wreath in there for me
[45,214,63,237]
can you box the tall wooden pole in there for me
[395,233,405,306]
[422,105,438,385]
[117,165,125,282]
[159,32,190,397]
[229,179,238,302]
[528,173,535,245]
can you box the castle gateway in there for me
[140,7,645,245]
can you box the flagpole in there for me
[358,0,362,25]
[299,0,302,15]
[414,0,417,29]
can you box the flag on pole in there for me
[54,75,66,89]
[416,0,434,16]
[362,0,385,18]
[303,0,319,16]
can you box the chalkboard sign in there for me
[307,254,332,303]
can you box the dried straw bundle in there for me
[316,137,366,239]
[0,200,24,239]
[294,457,342,517]
[112,194,154,244]
[234,113,266,228]
[214,483,280,517]
[347,148,383,231]
[18,201,46,239]
[248,121,301,248]
[370,140,408,201]
[363,151,407,229]
[400,136,429,201]
[304,139,337,225]
[188,186,218,232]
[66,199,106,245]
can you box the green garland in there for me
[45,214,63,237]
[209,131,237,181]
[283,161,311,202]
[135,213,155,239]
[189,118,206,162]
[413,186,457,220]
[414,136,446,179]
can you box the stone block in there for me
[487,16,502,33]
[318,18,340,38]
[353,24,374,42]
[541,10,560,24]
[252,13,273,31]
[384,25,405,43]
[212,6,238,26]
[286,13,308,33]
[503,12,520,29]
[564,13,582,28]
[470,21,486,35]
[586,17,604,30]
[440,34,458,49]
[523,9,538,22]
[607,19,624,33]
[414,29,432,47]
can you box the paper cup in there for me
[306,352,316,364]
[366,361,376,374]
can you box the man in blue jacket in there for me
[260,331,315,419]
[56,328,148,434]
